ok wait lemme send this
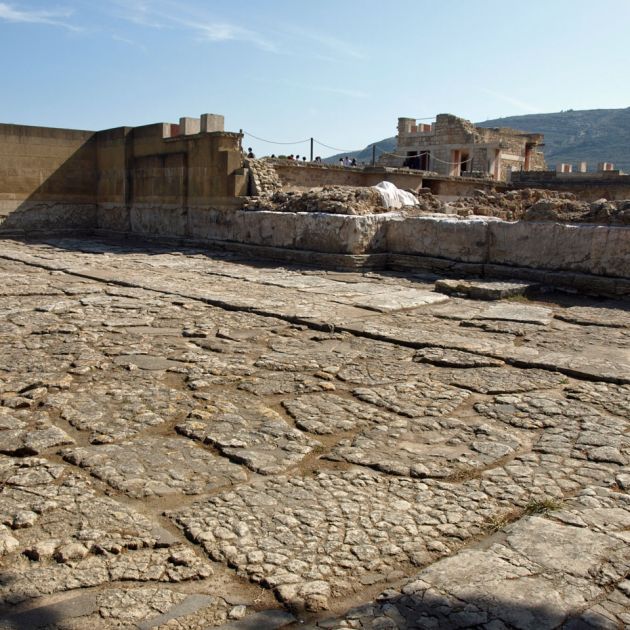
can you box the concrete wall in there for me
[0,123,97,234]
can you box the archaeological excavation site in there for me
[0,113,628,629]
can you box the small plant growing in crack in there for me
[524,496,564,516]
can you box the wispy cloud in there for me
[0,2,80,30]
[480,88,540,114]
[112,33,147,53]
[110,0,277,52]
[180,19,277,52]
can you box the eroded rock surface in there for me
[0,238,627,628]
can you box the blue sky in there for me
[1,0,629,157]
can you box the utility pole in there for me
[310,138,314,161]
[372,144,376,166]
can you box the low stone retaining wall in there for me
[4,201,628,295]
[91,208,630,295]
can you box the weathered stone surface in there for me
[0,240,628,629]
[414,347,504,368]
[352,380,471,418]
[327,414,524,478]
[169,470,514,610]
[177,397,320,474]
[62,437,248,498]
[323,488,630,629]
[431,366,567,394]
[435,278,535,300]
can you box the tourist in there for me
[246,147,255,158]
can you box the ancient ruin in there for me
[0,112,628,629]
[381,114,546,180]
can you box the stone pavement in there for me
[0,237,627,629]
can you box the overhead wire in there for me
[244,116,477,166]
[242,131,310,145]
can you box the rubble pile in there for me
[242,184,449,216]
[243,186,391,215]
[241,164,630,223]
[448,189,630,224]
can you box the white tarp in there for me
[372,181,418,209]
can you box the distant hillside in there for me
[478,108,630,173]
[326,107,630,173]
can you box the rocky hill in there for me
[478,108,630,173]
[325,107,630,173]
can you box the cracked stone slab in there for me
[282,393,399,435]
[112,353,186,371]
[352,379,471,418]
[431,366,568,394]
[176,398,320,475]
[62,436,248,498]
[0,457,211,605]
[0,408,74,455]
[565,381,630,419]
[33,587,251,630]
[323,488,630,629]
[237,372,333,396]
[169,470,517,611]
[45,376,194,443]
[327,415,525,478]
[341,289,449,313]
[413,347,504,368]
[554,305,630,328]
[472,302,553,325]
[435,278,535,300]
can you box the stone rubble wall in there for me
[245,158,283,196]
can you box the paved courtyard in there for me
[0,237,628,629]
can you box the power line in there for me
[243,131,310,145]
[313,139,356,153]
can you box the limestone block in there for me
[386,215,490,263]
[200,114,225,133]
[179,117,200,135]
[488,221,630,278]
[129,205,187,237]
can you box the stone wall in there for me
[269,161,502,198]
[0,120,248,236]
[0,123,97,234]
[95,124,247,232]
[511,171,630,201]
[98,207,629,293]
[272,162,426,191]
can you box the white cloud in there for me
[0,2,79,30]
[110,0,277,52]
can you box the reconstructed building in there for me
[382,113,546,181]
[0,113,247,236]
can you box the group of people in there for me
[338,156,358,167]
[245,147,359,167]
